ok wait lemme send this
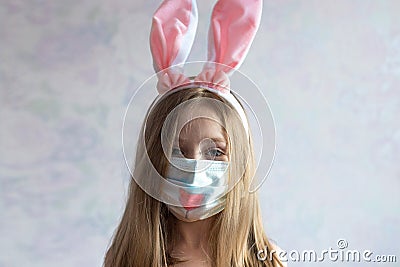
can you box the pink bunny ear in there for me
[150,0,198,93]
[204,0,262,75]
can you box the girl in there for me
[104,0,285,266]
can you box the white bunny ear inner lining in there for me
[150,0,199,73]
[171,0,198,67]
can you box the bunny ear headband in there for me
[150,0,263,135]
[150,0,262,92]
[123,0,276,195]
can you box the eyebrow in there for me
[210,138,227,144]
[176,137,227,144]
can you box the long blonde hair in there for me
[104,88,283,266]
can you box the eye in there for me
[203,148,224,158]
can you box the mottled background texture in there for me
[0,1,399,266]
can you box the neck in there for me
[174,216,215,249]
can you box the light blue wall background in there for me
[0,1,399,266]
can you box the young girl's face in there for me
[172,116,229,162]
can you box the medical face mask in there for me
[162,156,230,222]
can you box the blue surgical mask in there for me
[162,156,230,222]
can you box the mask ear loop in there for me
[149,0,198,94]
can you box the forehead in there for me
[164,97,229,144]
[177,117,227,144]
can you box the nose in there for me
[182,146,202,160]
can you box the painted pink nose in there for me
[179,189,204,211]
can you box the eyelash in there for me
[171,147,225,158]
[204,148,224,157]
